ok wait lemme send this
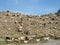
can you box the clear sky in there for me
[0,0,60,15]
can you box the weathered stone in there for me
[18,26,23,29]
[17,29,22,32]
[31,35,36,38]
[20,36,25,40]
[36,39,40,42]
[24,40,28,43]
[11,17,14,19]
[53,27,57,29]
[13,37,19,42]
[14,20,18,24]
[43,37,50,41]
[58,28,60,30]
[4,20,7,22]
[8,28,11,30]
[29,37,33,40]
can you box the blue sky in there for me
[0,0,60,15]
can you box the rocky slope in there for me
[0,10,60,43]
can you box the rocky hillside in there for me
[0,10,60,42]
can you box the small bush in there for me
[7,10,9,13]
[6,14,9,16]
